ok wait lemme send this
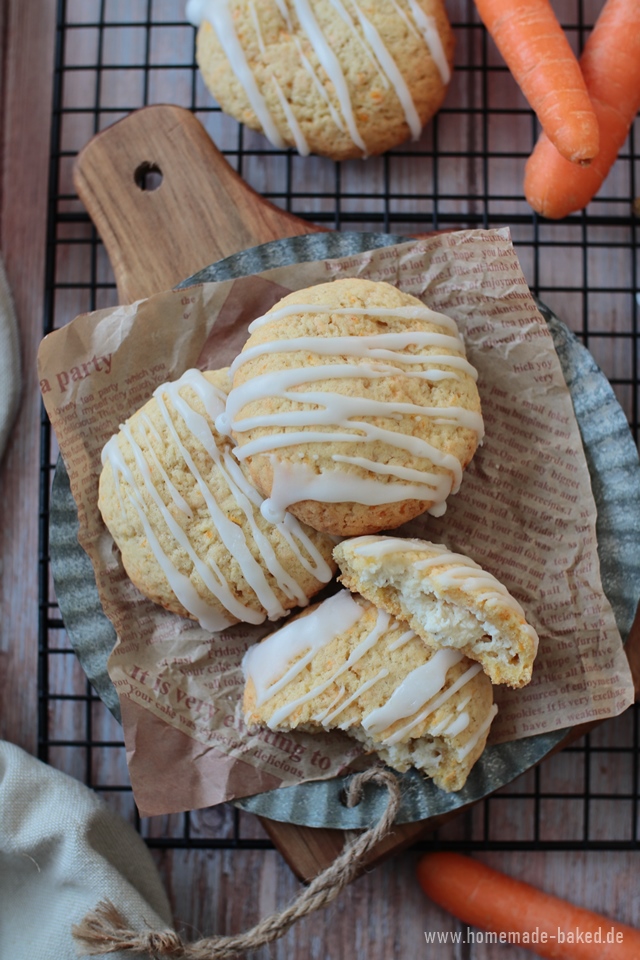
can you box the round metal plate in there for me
[50,232,640,828]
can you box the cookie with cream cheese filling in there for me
[243,590,496,792]
[334,535,539,687]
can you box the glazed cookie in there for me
[98,368,335,632]
[243,590,496,792]
[334,536,539,687]
[187,0,454,160]
[217,278,483,537]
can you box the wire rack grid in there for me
[40,0,639,854]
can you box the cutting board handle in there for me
[73,104,319,303]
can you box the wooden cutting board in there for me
[74,103,640,883]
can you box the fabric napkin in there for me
[0,741,173,959]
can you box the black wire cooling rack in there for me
[39,0,640,852]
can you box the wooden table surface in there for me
[1,3,639,958]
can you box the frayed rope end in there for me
[71,771,401,959]
[72,900,183,957]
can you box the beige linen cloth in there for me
[0,741,173,958]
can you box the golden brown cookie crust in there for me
[195,0,454,160]
[228,278,482,536]
[98,368,336,628]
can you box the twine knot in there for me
[72,767,401,959]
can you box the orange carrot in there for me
[474,0,599,164]
[525,0,640,219]
[417,852,640,959]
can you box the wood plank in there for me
[0,0,56,752]
[625,602,640,699]
[145,844,640,958]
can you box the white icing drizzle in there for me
[102,431,234,633]
[388,0,419,40]
[427,711,453,737]
[243,590,366,707]
[120,420,259,620]
[405,0,451,85]
[352,535,437,557]
[416,553,527,614]
[221,303,481,522]
[272,0,291,23]
[102,369,333,629]
[388,627,416,651]
[196,0,286,148]
[326,0,390,87]
[140,412,164,446]
[109,448,128,517]
[272,77,311,155]
[226,364,476,444]
[429,690,472,735]
[267,605,392,726]
[155,380,295,619]
[249,0,266,55]
[293,35,346,130]
[362,648,463,734]
[188,0,449,156]
[138,418,193,518]
[323,668,389,726]
[186,0,205,26]
[244,590,495,750]
[350,0,421,139]
[457,703,498,761]
[442,711,470,737]
[384,661,483,745]
[288,0,367,152]
[230,331,474,377]
[246,303,462,335]
[231,388,482,436]
[221,448,333,581]
[312,683,346,723]
[361,538,524,611]
[260,456,451,524]
[331,456,451,498]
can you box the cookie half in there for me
[188,0,454,160]
[243,590,496,791]
[219,278,483,537]
[334,536,539,687]
[98,368,336,631]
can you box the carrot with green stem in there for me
[417,852,640,959]
[525,0,640,219]
[474,0,599,165]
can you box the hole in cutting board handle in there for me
[134,161,163,192]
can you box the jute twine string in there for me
[72,767,401,959]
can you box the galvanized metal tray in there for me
[50,232,640,828]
